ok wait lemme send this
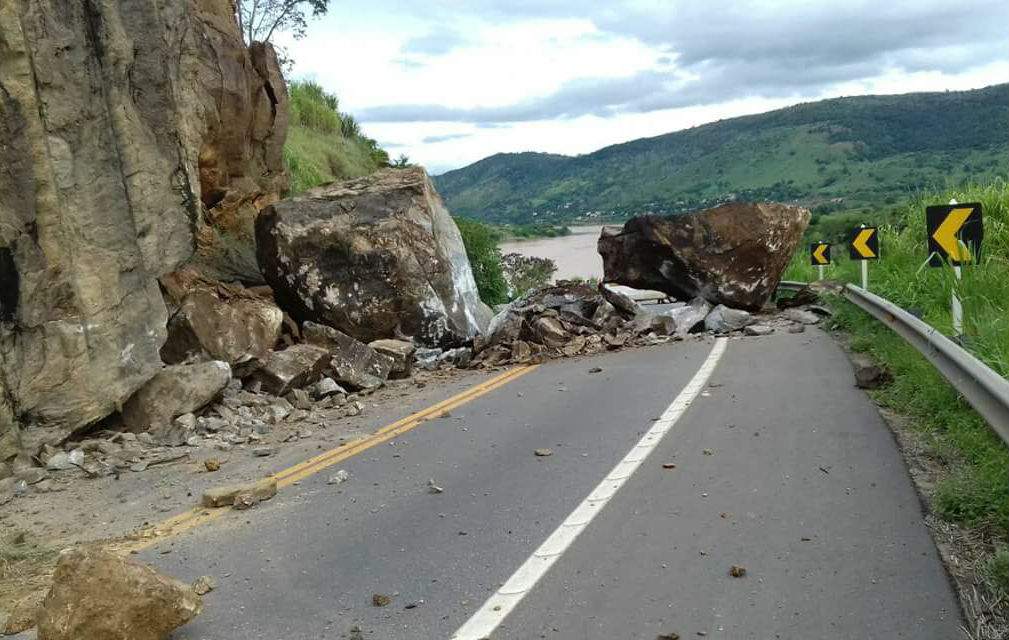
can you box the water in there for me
[499,225,607,281]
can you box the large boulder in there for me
[121,361,231,432]
[256,167,493,347]
[36,547,202,640]
[598,202,810,311]
[0,1,287,464]
[159,268,282,366]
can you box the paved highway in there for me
[140,329,960,639]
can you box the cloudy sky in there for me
[281,0,1009,175]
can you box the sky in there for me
[281,0,1009,175]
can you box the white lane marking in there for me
[451,338,729,639]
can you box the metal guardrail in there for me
[777,280,808,292]
[841,283,1009,446]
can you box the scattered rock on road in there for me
[729,565,747,578]
[787,324,806,334]
[744,324,774,337]
[428,479,444,494]
[784,308,821,325]
[372,593,392,607]
[191,576,217,596]
[704,305,755,333]
[328,469,350,485]
[204,458,222,472]
[201,477,278,508]
[35,548,202,640]
[850,353,893,389]
[534,448,554,457]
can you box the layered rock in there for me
[598,202,810,311]
[36,548,202,640]
[256,167,493,347]
[0,0,287,465]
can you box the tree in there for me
[235,0,330,45]
[453,218,509,306]
[391,153,411,168]
[501,253,557,296]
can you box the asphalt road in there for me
[133,329,960,639]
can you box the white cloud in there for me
[281,0,1009,173]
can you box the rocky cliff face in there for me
[0,0,288,470]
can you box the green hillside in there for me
[434,84,1009,224]
[283,81,390,194]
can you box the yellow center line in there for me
[115,364,537,554]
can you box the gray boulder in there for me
[660,297,712,337]
[704,305,756,333]
[369,339,416,379]
[256,167,493,347]
[303,322,394,390]
[249,345,330,396]
[121,361,231,432]
[784,308,821,325]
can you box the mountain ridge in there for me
[434,84,1009,224]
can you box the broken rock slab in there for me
[660,297,711,337]
[159,269,282,367]
[35,547,202,640]
[850,353,893,389]
[599,202,810,311]
[744,324,774,336]
[368,339,416,379]
[256,167,492,347]
[201,476,278,508]
[121,361,231,433]
[704,305,756,333]
[303,322,394,390]
[248,344,330,396]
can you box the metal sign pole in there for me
[861,260,868,290]
[818,264,824,281]
[949,199,963,337]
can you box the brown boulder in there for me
[256,167,493,347]
[598,202,810,311]
[159,269,282,366]
[36,547,202,640]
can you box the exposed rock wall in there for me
[0,0,288,467]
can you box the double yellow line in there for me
[117,364,537,554]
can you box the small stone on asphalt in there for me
[534,448,553,457]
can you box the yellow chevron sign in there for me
[810,242,830,266]
[849,227,879,260]
[926,203,983,267]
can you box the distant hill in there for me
[434,84,1009,224]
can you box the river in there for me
[498,225,608,281]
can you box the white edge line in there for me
[450,337,729,640]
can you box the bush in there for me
[454,217,509,306]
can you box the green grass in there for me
[990,547,1009,595]
[785,179,1009,537]
[284,81,389,194]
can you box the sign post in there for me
[810,241,830,279]
[848,224,879,290]
[925,199,983,338]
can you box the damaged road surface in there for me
[61,331,960,640]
